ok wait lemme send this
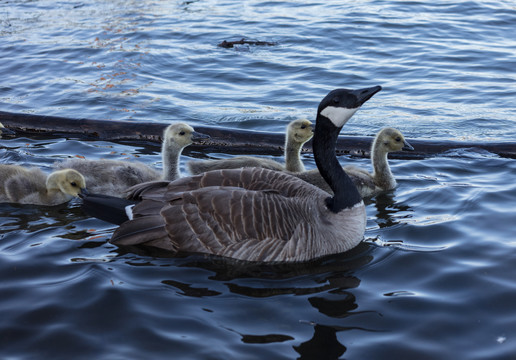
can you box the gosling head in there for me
[287,119,313,145]
[0,122,15,138]
[163,123,210,149]
[377,127,414,153]
[46,169,87,197]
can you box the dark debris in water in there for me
[241,333,294,344]
[217,38,278,48]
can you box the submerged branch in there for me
[1,111,516,159]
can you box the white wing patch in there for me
[125,204,135,220]
[320,106,358,127]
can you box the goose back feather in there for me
[113,168,366,262]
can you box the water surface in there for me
[1,1,516,358]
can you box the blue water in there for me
[1,0,516,358]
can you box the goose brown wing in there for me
[127,180,172,200]
[112,184,314,261]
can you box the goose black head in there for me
[317,86,382,129]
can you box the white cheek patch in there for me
[320,106,358,127]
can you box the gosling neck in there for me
[162,140,182,181]
[284,138,304,172]
[313,116,362,213]
[371,139,396,189]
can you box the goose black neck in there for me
[313,115,362,213]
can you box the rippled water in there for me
[1,0,516,359]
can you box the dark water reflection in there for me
[370,191,413,229]
[2,134,516,358]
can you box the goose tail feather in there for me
[80,192,138,225]
[111,215,177,251]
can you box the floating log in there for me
[1,110,516,159]
[218,38,277,48]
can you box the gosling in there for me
[187,118,313,174]
[54,122,209,197]
[294,127,413,197]
[0,165,86,206]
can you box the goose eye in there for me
[332,97,339,104]
[71,182,77,187]
[179,131,186,136]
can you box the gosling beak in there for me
[79,188,90,199]
[191,131,210,143]
[402,140,414,151]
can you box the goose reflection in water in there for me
[371,191,413,228]
[155,246,376,359]
[294,324,347,359]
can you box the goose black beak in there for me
[351,85,382,107]
[79,188,90,199]
[402,140,414,151]
[192,131,211,143]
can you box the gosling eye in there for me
[179,131,186,136]
[71,182,77,187]
[300,125,306,129]
[395,137,401,142]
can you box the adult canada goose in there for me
[80,86,382,262]
[54,123,209,197]
[186,118,313,174]
[294,127,414,197]
[0,122,15,138]
[0,165,86,206]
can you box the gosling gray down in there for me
[294,127,413,197]
[0,122,15,138]
[54,123,209,197]
[186,119,313,174]
[0,165,86,206]
[80,86,382,263]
